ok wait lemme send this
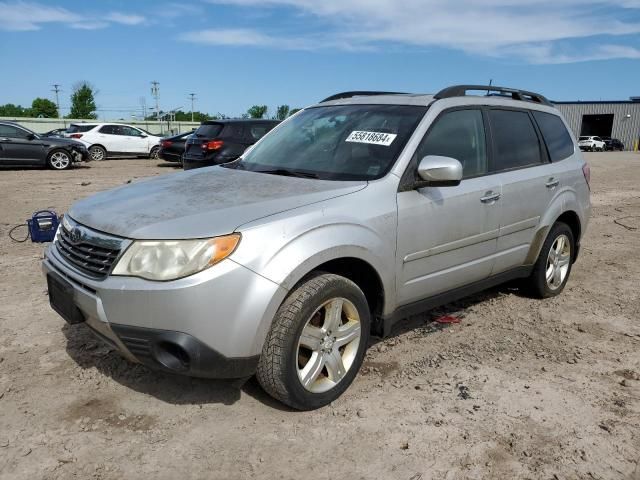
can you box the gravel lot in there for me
[1,153,639,480]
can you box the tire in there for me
[47,150,72,170]
[256,273,370,410]
[524,222,575,298]
[89,145,106,161]
[149,146,160,160]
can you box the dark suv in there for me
[182,119,279,170]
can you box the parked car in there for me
[158,131,193,163]
[602,137,624,151]
[577,136,606,152]
[43,85,590,410]
[40,128,68,138]
[0,121,89,170]
[65,123,163,161]
[182,119,279,170]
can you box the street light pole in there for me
[151,81,160,133]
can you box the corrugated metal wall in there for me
[554,102,640,151]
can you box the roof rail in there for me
[320,91,407,103]
[434,85,552,106]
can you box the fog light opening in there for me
[154,341,191,372]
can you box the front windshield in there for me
[236,104,427,180]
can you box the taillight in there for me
[202,139,224,151]
[161,140,172,148]
[70,133,83,139]
[582,163,591,190]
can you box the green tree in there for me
[247,105,268,119]
[0,104,30,117]
[31,97,58,118]
[289,108,302,116]
[276,105,290,120]
[68,82,97,119]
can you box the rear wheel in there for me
[47,150,72,170]
[525,222,574,298]
[256,273,370,410]
[89,145,106,161]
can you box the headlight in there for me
[112,234,240,281]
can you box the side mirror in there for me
[140,134,147,138]
[27,133,36,141]
[416,155,463,187]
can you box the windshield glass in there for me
[236,104,426,180]
[194,123,223,138]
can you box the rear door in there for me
[0,124,45,164]
[488,108,569,274]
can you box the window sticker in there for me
[346,131,397,146]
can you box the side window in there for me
[415,109,487,178]
[249,125,269,141]
[100,125,115,135]
[532,111,574,162]
[489,109,542,172]
[0,125,29,139]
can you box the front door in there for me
[0,124,45,164]
[396,108,501,305]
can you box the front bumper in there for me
[43,243,287,378]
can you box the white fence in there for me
[0,117,201,136]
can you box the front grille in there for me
[55,223,122,279]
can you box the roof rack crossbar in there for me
[320,91,407,103]
[434,85,552,106]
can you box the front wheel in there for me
[47,150,72,170]
[257,273,370,410]
[525,222,574,298]
[149,146,160,160]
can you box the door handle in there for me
[0,137,11,141]
[480,191,501,203]
[546,178,560,189]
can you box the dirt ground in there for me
[0,153,639,480]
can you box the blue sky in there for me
[0,0,639,119]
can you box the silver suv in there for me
[43,85,591,410]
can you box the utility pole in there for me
[188,93,196,122]
[151,81,160,133]
[51,84,61,121]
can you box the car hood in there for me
[68,166,367,239]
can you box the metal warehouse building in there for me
[554,98,640,151]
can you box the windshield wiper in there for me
[254,168,319,179]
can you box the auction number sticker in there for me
[346,131,397,146]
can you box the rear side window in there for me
[68,124,95,133]
[194,123,223,138]
[489,110,542,172]
[99,125,116,134]
[532,111,574,162]
[415,109,487,178]
[248,125,270,141]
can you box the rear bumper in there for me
[182,154,233,170]
[158,149,182,163]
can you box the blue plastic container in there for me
[27,210,60,243]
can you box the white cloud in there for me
[197,0,640,63]
[0,1,146,31]
[106,12,145,26]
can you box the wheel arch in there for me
[526,206,582,265]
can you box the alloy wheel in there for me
[90,147,105,161]
[296,297,362,393]
[546,234,571,290]
[50,151,70,169]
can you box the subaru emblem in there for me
[68,227,83,245]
